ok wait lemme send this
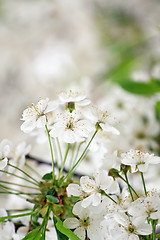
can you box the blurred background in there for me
[0,0,160,157]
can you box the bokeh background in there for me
[0,0,160,159]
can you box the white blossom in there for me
[63,201,103,240]
[20,98,58,133]
[109,212,152,240]
[67,170,119,208]
[10,141,31,168]
[85,106,120,135]
[128,191,160,221]
[49,110,92,143]
[121,149,160,173]
[0,208,20,240]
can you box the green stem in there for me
[65,130,98,181]
[25,163,42,178]
[104,192,117,204]
[56,138,63,164]
[45,125,55,181]
[0,211,36,222]
[0,191,40,196]
[0,185,41,196]
[72,142,83,166]
[0,170,38,186]
[59,143,70,179]
[152,220,156,240]
[140,172,147,196]
[0,180,39,190]
[69,143,77,169]
[8,163,39,185]
[124,172,134,201]
[52,138,59,173]
[7,209,32,213]
[118,174,139,198]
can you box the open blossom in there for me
[9,141,31,168]
[128,192,160,221]
[67,170,119,208]
[63,201,103,240]
[49,110,93,143]
[0,208,20,240]
[85,106,120,135]
[121,149,160,173]
[57,90,91,106]
[20,98,58,133]
[109,212,152,240]
[0,139,11,170]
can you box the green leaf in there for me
[113,79,160,96]
[56,218,81,240]
[42,172,53,181]
[21,227,42,240]
[46,195,59,204]
[155,101,160,122]
[53,216,69,240]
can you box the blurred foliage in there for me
[93,3,160,96]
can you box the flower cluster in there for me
[0,90,160,240]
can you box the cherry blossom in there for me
[49,110,93,143]
[63,201,103,240]
[85,106,120,135]
[121,149,160,173]
[21,98,58,133]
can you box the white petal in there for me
[138,163,148,172]
[36,115,46,128]
[92,193,101,206]
[44,100,59,113]
[37,98,49,113]
[0,158,8,170]
[81,195,94,208]
[80,176,96,193]
[100,123,120,135]
[73,201,89,218]
[63,130,76,143]
[148,156,160,164]
[74,227,86,240]
[49,125,64,138]
[136,223,152,235]
[0,208,7,217]
[114,212,129,227]
[20,120,36,133]
[67,184,82,197]
[87,225,103,240]
[129,234,139,240]
[77,99,91,106]
[63,218,80,229]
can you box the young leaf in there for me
[42,172,53,180]
[53,216,69,240]
[21,227,42,240]
[56,218,81,240]
[46,195,59,204]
